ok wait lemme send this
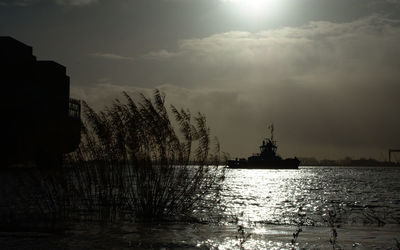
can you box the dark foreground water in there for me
[1,166,400,249]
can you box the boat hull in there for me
[227,158,300,169]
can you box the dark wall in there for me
[0,36,79,166]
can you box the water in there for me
[223,166,400,226]
[1,166,400,249]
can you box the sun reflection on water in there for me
[223,169,309,223]
[221,167,400,226]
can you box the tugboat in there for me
[227,124,300,169]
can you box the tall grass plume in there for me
[0,90,225,228]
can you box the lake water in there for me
[1,166,400,249]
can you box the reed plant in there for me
[0,90,225,229]
[62,90,225,222]
[291,206,306,249]
[235,224,251,250]
[323,208,340,250]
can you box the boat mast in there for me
[268,123,274,143]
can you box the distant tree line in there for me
[298,156,399,166]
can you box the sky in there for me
[1,0,400,160]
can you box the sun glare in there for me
[224,0,282,19]
[240,0,268,12]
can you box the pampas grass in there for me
[0,90,225,228]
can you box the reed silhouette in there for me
[63,90,225,221]
[0,90,225,228]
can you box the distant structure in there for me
[0,37,81,167]
[389,149,400,163]
[227,124,300,169]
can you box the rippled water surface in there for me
[2,166,400,249]
[223,166,400,226]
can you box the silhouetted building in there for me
[0,36,80,167]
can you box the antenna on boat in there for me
[268,123,274,142]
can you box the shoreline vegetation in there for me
[298,157,400,167]
[0,90,225,229]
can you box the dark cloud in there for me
[55,0,98,6]
[0,0,39,6]
[0,0,97,6]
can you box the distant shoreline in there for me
[299,163,400,167]
[298,157,400,167]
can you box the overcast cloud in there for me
[2,0,400,159]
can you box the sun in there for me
[238,0,269,13]
[224,0,282,19]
